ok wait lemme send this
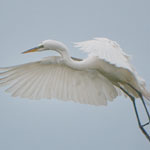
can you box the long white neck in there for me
[60,49,90,70]
[46,40,91,70]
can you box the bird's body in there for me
[1,37,150,141]
[0,38,150,105]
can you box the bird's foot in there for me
[142,121,150,127]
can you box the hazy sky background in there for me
[0,0,150,149]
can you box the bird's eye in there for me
[38,44,44,49]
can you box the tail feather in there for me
[132,71,150,100]
[140,85,150,100]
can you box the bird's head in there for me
[22,40,68,55]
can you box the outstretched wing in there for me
[74,38,133,71]
[0,56,119,105]
[74,38,150,100]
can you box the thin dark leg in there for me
[127,83,150,124]
[119,86,150,142]
[132,98,150,141]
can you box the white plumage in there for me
[74,38,131,70]
[0,38,150,105]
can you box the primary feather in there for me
[0,56,119,105]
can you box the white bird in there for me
[0,38,150,140]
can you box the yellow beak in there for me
[22,47,39,54]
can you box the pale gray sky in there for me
[0,0,150,149]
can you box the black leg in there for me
[119,86,150,142]
[127,83,150,123]
[131,98,150,141]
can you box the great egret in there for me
[0,38,150,141]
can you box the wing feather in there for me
[0,56,119,105]
[74,38,132,71]
[74,38,150,100]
